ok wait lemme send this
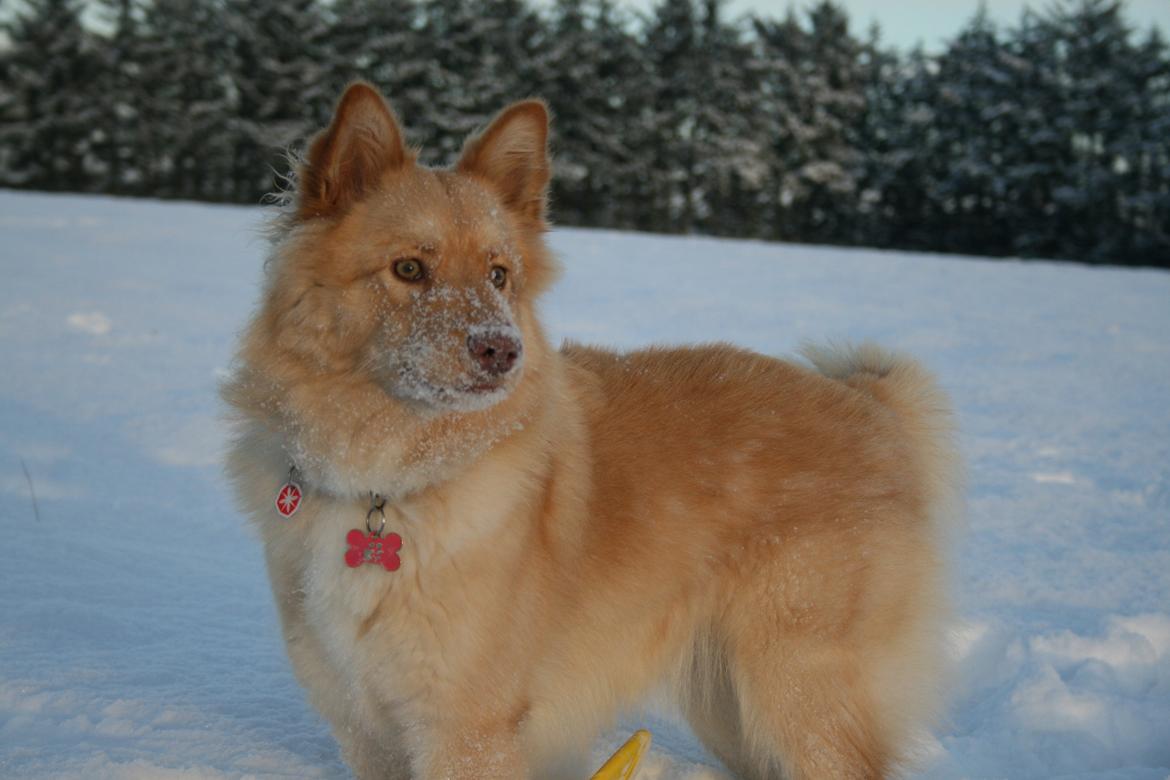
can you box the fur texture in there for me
[223,82,962,780]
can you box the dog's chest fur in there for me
[249,446,540,721]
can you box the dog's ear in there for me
[457,100,551,225]
[297,82,409,220]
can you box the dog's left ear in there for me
[457,100,551,225]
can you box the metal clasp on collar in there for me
[366,492,387,537]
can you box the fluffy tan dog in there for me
[223,82,961,780]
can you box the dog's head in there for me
[228,83,560,493]
[267,83,556,407]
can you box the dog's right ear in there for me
[296,82,410,220]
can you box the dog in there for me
[223,81,961,779]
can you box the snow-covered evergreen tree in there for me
[997,8,1068,258]
[854,23,908,247]
[413,0,547,164]
[93,0,147,194]
[136,0,238,200]
[1120,29,1170,264]
[539,0,649,227]
[800,1,866,243]
[923,5,1020,255]
[640,0,701,231]
[640,0,757,233]
[692,0,767,237]
[326,0,427,131]
[1046,0,1140,262]
[225,0,331,200]
[0,0,101,191]
[882,45,946,250]
[753,2,866,243]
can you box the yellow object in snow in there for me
[590,730,652,780]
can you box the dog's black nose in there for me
[468,331,521,376]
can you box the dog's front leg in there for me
[335,718,413,780]
[420,719,529,780]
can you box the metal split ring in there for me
[366,492,387,537]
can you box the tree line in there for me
[2,0,1168,267]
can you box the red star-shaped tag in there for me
[275,481,302,518]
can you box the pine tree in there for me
[924,5,1019,255]
[639,0,763,234]
[1071,4,1170,263]
[414,0,549,165]
[1045,0,1138,262]
[225,0,332,201]
[540,0,652,227]
[801,1,866,244]
[541,0,610,225]
[999,8,1067,258]
[137,0,238,200]
[326,0,427,131]
[641,0,703,232]
[1121,29,1170,263]
[749,9,801,239]
[540,0,598,224]
[692,0,766,237]
[0,0,101,191]
[853,22,904,247]
[753,2,866,244]
[93,0,147,195]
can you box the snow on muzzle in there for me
[386,285,524,406]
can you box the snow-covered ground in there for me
[1,189,1168,779]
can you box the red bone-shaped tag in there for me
[345,529,402,571]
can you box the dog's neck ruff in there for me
[275,464,403,573]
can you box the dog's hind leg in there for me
[726,635,894,780]
[678,629,768,779]
[680,629,888,779]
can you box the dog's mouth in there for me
[463,379,507,394]
[388,366,519,411]
[453,369,521,404]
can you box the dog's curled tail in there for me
[801,343,964,767]
[801,340,964,534]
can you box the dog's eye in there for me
[490,266,508,289]
[393,258,425,282]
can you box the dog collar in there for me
[275,466,403,572]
